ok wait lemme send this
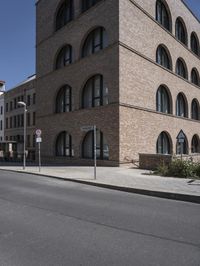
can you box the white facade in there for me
[0,82,5,142]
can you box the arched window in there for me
[82,129,109,160]
[55,45,72,70]
[156,0,171,31]
[176,136,188,154]
[56,85,72,113]
[55,0,73,31]
[156,45,172,70]
[56,131,73,157]
[176,93,187,117]
[191,32,199,55]
[156,85,171,113]
[191,99,199,120]
[191,135,200,153]
[82,0,102,12]
[191,68,199,86]
[82,75,108,108]
[176,58,188,79]
[156,131,171,154]
[175,18,187,45]
[82,27,108,58]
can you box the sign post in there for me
[81,125,96,180]
[176,130,185,161]
[36,129,42,172]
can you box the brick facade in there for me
[36,0,200,166]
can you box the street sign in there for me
[80,126,94,132]
[176,130,185,143]
[36,129,42,137]
[36,137,42,143]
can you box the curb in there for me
[0,168,200,204]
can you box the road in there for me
[0,170,199,266]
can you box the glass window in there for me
[175,18,187,45]
[56,85,72,113]
[156,86,171,113]
[156,45,171,70]
[82,27,108,58]
[56,131,72,157]
[156,132,171,154]
[156,0,171,31]
[191,68,199,86]
[82,0,102,12]
[191,135,199,153]
[176,58,187,79]
[191,99,199,120]
[82,129,109,160]
[176,93,187,117]
[191,32,199,55]
[82,75,108,108]
[55,0,73,31]
[55,45,72,69]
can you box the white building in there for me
[0,81,5,142]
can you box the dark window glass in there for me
[191,135,199,153]
[82,27,108,58]
[156,45,171,70]
[56,45,72,69]
[156,0,171,31]
[10,117,12,128]
[82,75,108,109]
[176,59,187,79]
[33,134,36,148]
[175,18,187,45]
[33,112,36,126]
[82,0,101,12]
[14,98,17,109]
[10,101,13,111]
[156,132,171,154]
[27,135,30,147]
[0,106,3,114]
[191,69,199,86]
[191,99,199,120]
[27,95,31,106]
[56,0,73,31]
[6,118,8,129]
[56,85,72,113]
[176,93,187,117]
[6,103,8,112]
[82,129,109,160]
[27,113,30,127]
[0,120,2,131]
[191,33,199,55]
[156,86,171,113]
[56,131,73,157]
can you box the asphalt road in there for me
[0,170,199,266]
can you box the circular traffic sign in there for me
[36,129,42,136]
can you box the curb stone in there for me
[0,168,200,204]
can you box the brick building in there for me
[4,75,36,161]
[36,0,200,166]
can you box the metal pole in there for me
[23,106,27,170]
[38,142,41,172]
[94,125,97,180]
[181,142,183,161]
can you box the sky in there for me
[0,0,200,90]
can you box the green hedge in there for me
[155,159,200,178]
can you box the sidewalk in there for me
[0,165,200,203]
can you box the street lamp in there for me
[18,101,27,170]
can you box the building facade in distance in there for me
[4,75,36,161]
[36,0,200,166]
[0,81,5,142]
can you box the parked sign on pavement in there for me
[36,129,42,137]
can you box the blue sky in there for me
[0,0,199,90]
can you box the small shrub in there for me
[155,159,199,178]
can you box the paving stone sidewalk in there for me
[0,166,200,202]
